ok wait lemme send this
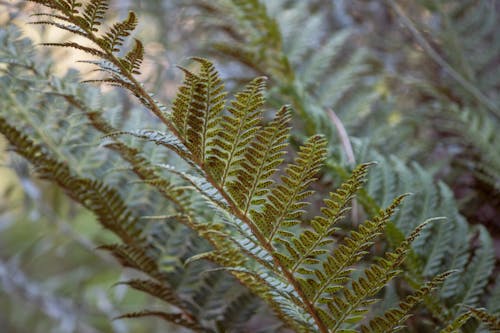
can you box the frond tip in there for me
[101,11,138,52]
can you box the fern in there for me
[187,0,385,140]
[0,26,271,332]
[3,2,494,332]
[180,2,499,331]
[352,147,497,327]
[386,0,500,191]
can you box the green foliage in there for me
[0,25,266,332]
[181,2,499,331]
[0,1,497,332]
[187,0,380,137]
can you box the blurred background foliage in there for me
[0,0,498,332]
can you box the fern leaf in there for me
[42,42,106,58]
[99,244,160,278]
[107,129,191,162]
[325,219,431,330]
[454,225,495,314]
[172,67,201,140]
[361,272,451,333]
[158,165,228,209]
[27,0,81,13]
[290,163,372,275]
[101,11,138,52]
[208,76,267,186]
[183,58,227,163]
[0,117,144,244]
[118,279,186,309]
[216,292,260,332]
[122,39,144,75]
[252,134,327,245]
[227,105,292,212]
[30,21,88,38]
[305,194,408,307]
[115,310,207,332]
[439,311,473,333]
[82,0,108,31]
[469,308,500,331]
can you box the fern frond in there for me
[0,28,267,332]
[0,117,143,244]
[30,21,89,38]
[215,292,261,332]
[106,129,191,162]
[252,134,327,245]
[468,307,500,331]
[115,310,207,332]
[173,58,227,162]
[11,7,474,330]
[41,41,107,57]
[318,218,430,330]
[439,311,473,333]
[303,194,407,307]
[28,0,82,13]
[122,39,144,75]
[361,271,452,333]
[290,162,372,275]
[82,0,108,31]
[101,11,138,52]
[172,67,201,140]
[208,76,267,186]
[454,225,495,314]
[99,244,159,278]
[227,105,292,213]
[118,279,186,309]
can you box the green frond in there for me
[0,117,144,244]
[227,105,292,213]
[290,163,372,275]
[158,165,228,209]
[115,310,208,332]
[215,292,261,332]
[317,218,430,330]
[439,311,474,333]
[361,272,452,333]
[446,106,500,190]
[454,225,495,314]
[0,27,269,332]
[303,194,407,307]
[30,21,89,38]
[101,11,138,52]
[172,66,201,140]
[28,0,81,13]
[252,135,327,245]
[180,58,227,162]
[360,150,491,318]
[208,76,267,186]
[41,41,107,58]
[107,129,191,162]
[122,39,144,75]
[118,279,186,309]
[8,8,493,331]
[468,308,500,331]
[82,0,108,31]
[102,142,190,211]
[199,266,308,332]
[99,243,157,274]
